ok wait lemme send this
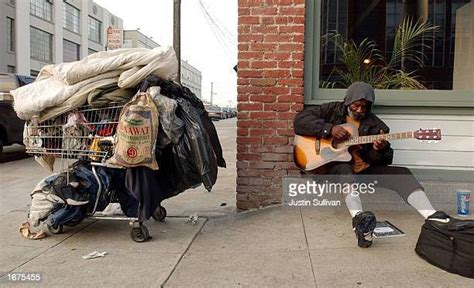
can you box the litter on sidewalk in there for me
[185,213,199,225]
[19,221,47,240]
[82,251,108,260]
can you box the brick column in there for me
[237,0,305,210]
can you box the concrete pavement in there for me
[0,117,473,287]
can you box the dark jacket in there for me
[293,101,394,165]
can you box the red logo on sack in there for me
[127,147,138,159]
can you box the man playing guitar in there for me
[293,82,453,248]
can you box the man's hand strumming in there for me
[330,126,350,140]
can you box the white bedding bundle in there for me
[11,46,178,121]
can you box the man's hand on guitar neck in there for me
[330,125,350,140]
[373,129,389,151]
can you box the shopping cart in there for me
[24,104,163,242]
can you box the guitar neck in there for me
[345,131,414,146]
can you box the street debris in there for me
[19,221,47,240]
[82,251,108,260]
[185,213,199,225]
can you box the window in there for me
[63,39,80,62]
[88,16,101,43]
[30,70,40,77]
[30,27,53,62]
[304,0,474,106]
[88,48,97,55]
[30,0,52,22]
[63,2,80,33]
[7,17,15,52]
[123,39,132,48]
[7,66,16,73]
[321,0,348,64]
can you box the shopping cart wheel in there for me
[46,224,64,234]
[130,225,150,242]
[152,206,167,222]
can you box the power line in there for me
[198,3,233,58]
[199,0,236,46]
[199,9,232,57]
[197,0,237,58]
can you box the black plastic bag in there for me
[139,75,226,168]
[161,133,202,194]
[155,117,216,196]
[175,98,217,191]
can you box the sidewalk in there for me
[1,205,473,287]
[0,118,473,287]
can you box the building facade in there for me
[237,0,474,210]
[123,29,159,49]
[0,0,123,76]
[180,60,202,99]
[123,29,202,99]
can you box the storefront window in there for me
[319,0,472,91]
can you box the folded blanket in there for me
[62,46,177,86]
[39,77,119,122]
[13,71,122,120]
[11,46,178,120]
[87,83,135,108]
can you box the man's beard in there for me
[347,107,365,121]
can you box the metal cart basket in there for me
[24,104,159,242]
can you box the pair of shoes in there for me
[352,211,377,248]
[427,211,451,223]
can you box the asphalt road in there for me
[0,144,30,163]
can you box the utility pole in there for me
[173,0,181,84]
[210,82,214,105]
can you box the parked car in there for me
[221,107,230,119]
[0,73,35,155]
[204,104,222,120]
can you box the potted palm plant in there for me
[321,17,437,89]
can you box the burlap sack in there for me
[107,92,159,170]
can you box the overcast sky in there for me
[94,0,237,107]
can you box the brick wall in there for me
[237,0,306,210]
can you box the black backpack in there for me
[415,218,474,278]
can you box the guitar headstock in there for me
[414,128,442,142]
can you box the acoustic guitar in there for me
[293,123,441,172]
